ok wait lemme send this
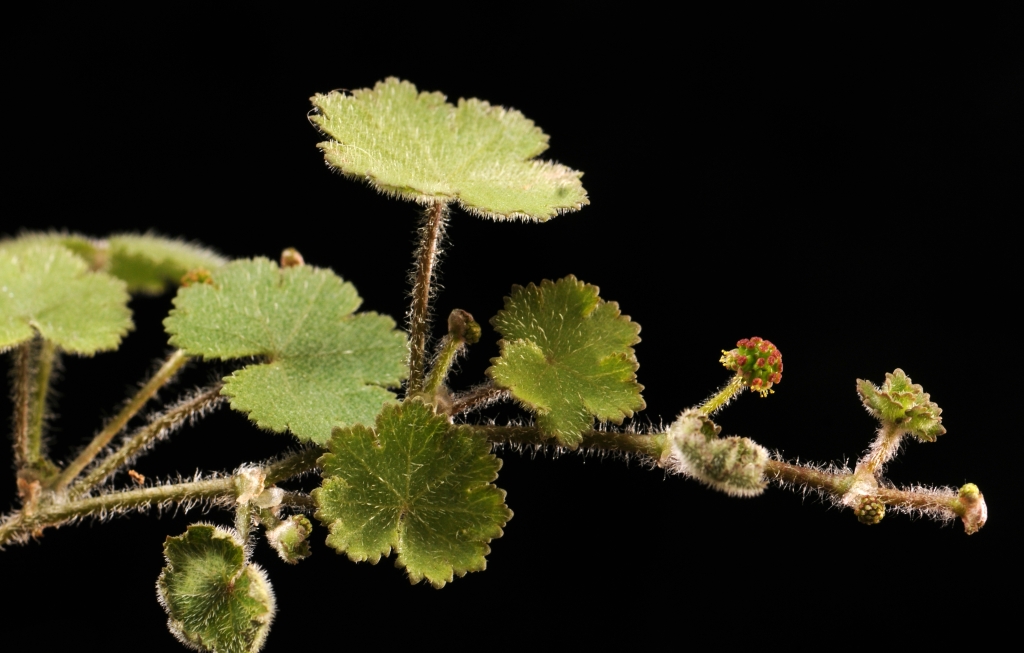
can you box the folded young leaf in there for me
[313,401,512,588]
[310,77,589,221]
[164,258,407,443]
[487,276,645,448]
[0,243,132,354]
[857,369,945,442]
[157,524,275,653]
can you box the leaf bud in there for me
[448,309,481,344]
[720,337,783,397]
[180,268,213,287]
[234,466,266,505]
[854,496,886,525]
[957,483,988,535]
[280,247,304,268]
[266,515,313,564]
[666,409,768,497]
[856,369,945,441]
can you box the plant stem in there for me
[10,340,33,469]
[69,383,223,499]
[458,424,670,459]
[699,374,745,416]
[407,201,448,392]
[27,339,57,467]
[52,349,189,492]
[0,448,324,547]
[449,382,505,416]
[423,336,461,396]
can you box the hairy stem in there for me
[69,383,223,499]
[423,336,462,396]
[52,349,189,492]
[27,339,57,467]
[449,383,506,417]
[10,340,34,469]
[0,448,324,547]
[699,375,745,416]
[407,201,449,392]
[458,424,669,459]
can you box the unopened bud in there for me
[448,309,481,344]
[280,248,304,268]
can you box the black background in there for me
[3,8,1021,650]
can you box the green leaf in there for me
[157,524,275,653]
[310,77,589,221]
[1,232,227,293]
[106,234,227,294]
[164,258,407,443]
[486,276,645,448]
[0,244,132,354]
[857,369,945,442]
[313,401,512,588]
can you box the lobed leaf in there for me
[487,276,645,448]
[310,77,588,221]
[313,401,512,588]
[164,258,407,443]
[0,243,132,354]
[157,524,275,653]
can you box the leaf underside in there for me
[310,77,588,221]
[157,524,275,653]
[313,401,512,588]
[164,258,408,443]
[0,243,132,354]
[487,275,645,448]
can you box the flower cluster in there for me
[720,337,783,397]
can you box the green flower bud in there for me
[854,496,885,525]
[266,515,313,564]
[720,337,783,397]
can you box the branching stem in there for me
[52,349,189,492]
[69,382,223,499]
[407,201,449,392]
[0,448,324,547]
[449,382,506,417]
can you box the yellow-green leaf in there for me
[310,78,588,221]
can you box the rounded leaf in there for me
[157,524,275,653]
[0,243,132,354]
[313,401,512,588]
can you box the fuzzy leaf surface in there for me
[164,258,407,443]
[487,276,644,448]
[310,77,588,221]
[313,401,511,588]
[0,244,132,354]
[157,524,275,653]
